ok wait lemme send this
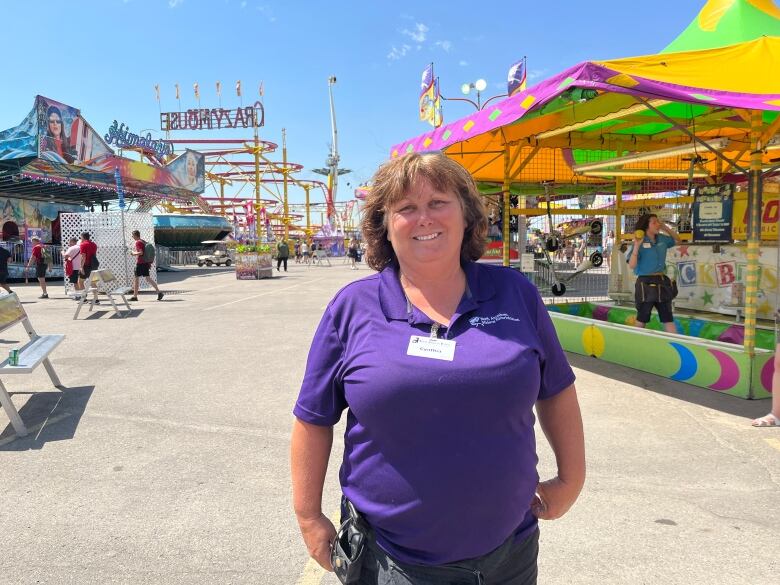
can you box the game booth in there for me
[391,0,780,399]
[0,95,207,286]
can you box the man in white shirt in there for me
[64,237,83,292]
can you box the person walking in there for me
[291,151,585,584]
[78,232,98,291]
[276,239,290,272]
[294,240,301,264]
[347,238,359,270]
[26,236,49,298]
[604,230,615,270]
[129,230,163,301]
[0,245,11,293]
[301,240,309,265]
[627,213,680,333]
[63,236,83,293]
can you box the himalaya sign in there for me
[104,121,174,158]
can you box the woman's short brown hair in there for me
[361,152,488,271]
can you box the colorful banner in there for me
[165,149,206,193]
[692,183,734,243]
[507,58,527,97]
[37,96,113,166]
[419,63,434,123]
[669,244,778,321]
[731,192,779,241]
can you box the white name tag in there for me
[407,335,456,361]
[642,242,652,248]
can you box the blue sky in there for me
[1,0,703,206]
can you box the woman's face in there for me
[48,113,62,138]
[386,177,465,269]
[186,155,197,181]
[647,216,661,236]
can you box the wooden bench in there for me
[73,269,132,319]
[0,293,65,437]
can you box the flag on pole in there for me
[259,81,264,97]
[154,84,160,102]
[419,63,434,123]
[507,57,527,96]
[175,83,180,100]
[419,65,441,127]
[432,78,443,128]
[194,82,200,100]
[216,81,221,97]
[236,80,242,97]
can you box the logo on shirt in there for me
[469,313,520,327]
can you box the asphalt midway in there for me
[0,262,776,584]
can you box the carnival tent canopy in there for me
[663,0,780,52]
[0,96,207,207]
[391,1,780,189]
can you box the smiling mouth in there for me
[413,232,441,241]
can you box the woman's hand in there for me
[297,512,337,571]
[531,476,582,520]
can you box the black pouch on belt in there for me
[331,498,368,584]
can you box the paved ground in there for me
[0,262,777,584]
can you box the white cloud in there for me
[169,0,183,7]
[528,69,548,82]
[402,23,428,43]
[459,60,468,67]
[256,3,276,22]
[241,0,247,7]
[387,44,411,61]
[434,40,452,52]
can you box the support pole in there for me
[615,177,623,241]
[282,128,290,242]
[254,125,261,242]
[502,144,511,267]
[304,185,311,235]
[743,110,764,357]
[219,179,225,217]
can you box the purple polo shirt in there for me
[293,262,575,565]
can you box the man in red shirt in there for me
[25,236,49,298]
[78,232,98,290]
[129,230,163,301]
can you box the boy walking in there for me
[26,236,49,298]
[63,236,84,292]
[129,230,163,301]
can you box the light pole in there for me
[441,79,508,111]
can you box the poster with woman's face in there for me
[167,149,205,192]
[36,96,112,166]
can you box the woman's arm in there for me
[660,223,681,244]
[291,418,337,570]
[627,239,641,270]
[534,384,585,520]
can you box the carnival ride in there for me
[391,0,780,399]
[132,77,360,244]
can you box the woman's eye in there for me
[430,200,446,207]
[397,205,414,213]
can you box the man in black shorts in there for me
[129,230,163,301]
[0,245,11,293]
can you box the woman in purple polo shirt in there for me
[291,152,585,584]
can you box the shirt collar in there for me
[378,261,496,321]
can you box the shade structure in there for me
[663,0,780,53]
[391,36,780,185]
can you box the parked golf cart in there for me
[197,240,232,267]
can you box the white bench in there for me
[73,269,132,319]
[0,293,64,437]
